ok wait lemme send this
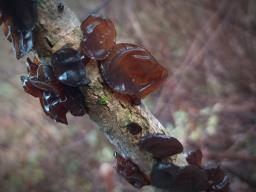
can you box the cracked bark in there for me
[28,0,188,190]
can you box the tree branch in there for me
[25,0,188,187]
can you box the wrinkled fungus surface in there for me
[51,48,90,87]
[115,153,150,188]
[100,43,168,104]
[151,162,180,189]
[174,165,208,192]
[80,15,116,60]
[151,162,208,192]
[139,134,183,159]
[21,56,87,124]
[204,164,230,192]
[186,149,203,166]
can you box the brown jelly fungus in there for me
[175,165,208,192]
[203,164,230,192]
[10,27,33,59]
[40,91,68,124]
[211,176,230,192]
[21,75,41,97]
[114,153,150,188]
[21,57,87,124]
[127,122,142,135]
[139,134,183,159]
[80,15,116,60]
[151,162,208,192]
[0,0,37,59]
[151,162,180,189]
[186,149,203,166]
[100,43,168,105]
[26,57,38,76]
[51,48,90,87]
[0,0,37,31]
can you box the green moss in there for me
[98,96,109,105]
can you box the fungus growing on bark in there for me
[30,64,59,93]
[151,162,208,192]
[20,56,87,124]
[114,153,150,188]
[174,165,208,192]
[186,149,203,166]
[0,0,37,59]
[80,15,116,60]
[51,48,90,87]
[204,164,230,192]
[0,5,231,190]
[40,91,68,124]
[126,122,142,135]
[99,43,168,105]
[139,134,183,159]
[151,162,180,189]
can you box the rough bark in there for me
[33,0,188,187]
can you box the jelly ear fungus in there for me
[0,0,37,59]
[114,153,150,188]
[99,43,168,105]
[186,149,203,166]
[80,15,116,60]
[151,162,208,192]
[20,51,88,125]
[203,164,230,192]
[139,134,183,159]
[51,48,90,87]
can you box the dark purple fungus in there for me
[174,165,208,192]
[21,57,87,125]
[186,149,203,166]
[151,163,208,192]
[115,153,150,188]
[10,27,33,59]
[51,48,90,87]
[0,0,37,59]
[139,134,183,159]
[204,164,230,192]
[150,162,180,189]
[20,75,41,98]
[40,91,68,124]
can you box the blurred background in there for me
[0,0,256,191]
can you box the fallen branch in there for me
[1,0,229,191]
[33,0,187,177]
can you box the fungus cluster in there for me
[21,48,89,124]
[80,15,168,105]
[0,3,230,190]
[115,131,229,191]
[0,0,37,59]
